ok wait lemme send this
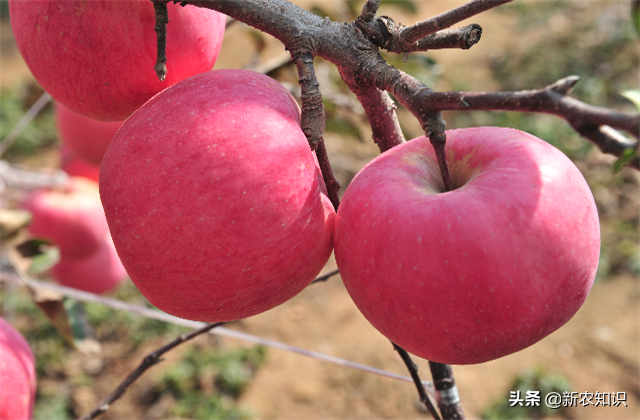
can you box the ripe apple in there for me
[334,127,600,365]
[9,0,226,121]
[0,317,36,420]
[100,69,335,322]
[60,146,101,184]
[23,177,108,260]
[56,103,124,166]
[51,233,128,294]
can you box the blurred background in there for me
[0,1,638,419]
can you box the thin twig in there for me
[399,0,512,46]
[314,140,341,210]
[0,272,435,395]
[393,343,441,420]
[151,0,169,81]
[359,0,381,22]
[78,322,225,420]
[310,269,339,285]
[0,92,52,157]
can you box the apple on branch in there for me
[100,69,335,322]
[9,0,226,121]
[0,317,36,420]
[334,127,600,365]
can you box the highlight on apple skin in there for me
[0,317,36,420]
[9,0,226,121]
[334,127,600,365]
[100,69,335,322]
[55,103,124,166]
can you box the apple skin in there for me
[9,0,225,121]
[51,233,128,294]
[100,69,335,322]
[23,177,108,260]
[56,103,124,166]
[334,127,600,365]
[0,317,36,420]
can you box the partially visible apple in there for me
[0,317,36,420]
[334,127,600,365]
[56,103,123,166]
[60,146,101,184]
[23,177,108,260]
[9,0,226,121]
[100,69,335,322]
[51,233,128,294]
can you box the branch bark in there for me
[429,362,466,420]
[78,322,224,420]
[393,343,441,420]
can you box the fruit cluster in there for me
[5,1,602,415]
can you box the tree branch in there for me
[428,362,466,420]
[78,322,224,420]
[392,343,441,420]
[422,76,640,166]
[315,140,341,210]
[350,85,405,153]
[399,0,512,46]
[310,269,340,285]
[151,0,168,81]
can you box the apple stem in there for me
[428,362,466,419]
[152,0,168,82]
[79,322,225,420]
[315,140,341,211]
[426,117,453,192]
[392,343,442,420]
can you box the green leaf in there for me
[621,89,640,111]
[64,299,101,354]
[632,0,640,37]
[29,245,60,274]
[612,147,639,174]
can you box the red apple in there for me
[100,70,335,322]
[23,177,108,260]
[56,103,123,166]
[0,317,36,420]
[51,233,128,294]
[334,127,600,365]
[9,0,226,121]
[60,146,101,184]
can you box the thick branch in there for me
[293,51,325,151]
[393,343,441,420]
[351,85,405,153]
[399,0,512,46]
[410,24,482,52]
[424,77,640,166]
[79,322,224,420]
[429,362,466,420]
[151,0,168,81]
